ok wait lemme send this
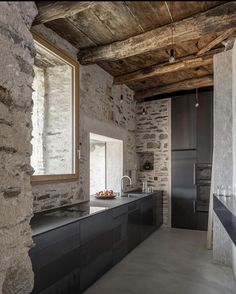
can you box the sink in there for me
[122,193,145,198]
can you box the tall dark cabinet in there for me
[171,91,213,231]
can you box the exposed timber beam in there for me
[197,28,236,56]
[114,55,213,85]
[134,76,213,101]
[34,1,96,25]
[78,2,236,65]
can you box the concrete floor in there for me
[84,227,236,294]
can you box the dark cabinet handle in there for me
[193,163,196,185]
[193,200,196,213]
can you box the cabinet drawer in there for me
[80,211,112,244]
[112,214,128,244]
[80,230,112,266]
[128,201,140,212]
[32,221,80,249]
[141,196,153,212]
[33,267,80,294]
[32,248,80,293]
[80,251,112,293]
[112,205,128,218]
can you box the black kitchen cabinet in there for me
[140,195,155,239]
[112,205,128,265]
[30,221,80,294]
[171,94,197,150]
[79,211,113,293]
[128,201,141,252]
[171,188,197,229]
[30,192,163,294]
[197,92,213,163]
[154,193,163,228]
[171,91,213,231]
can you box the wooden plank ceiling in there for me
[34,1,236,101]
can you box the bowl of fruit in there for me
[95,190,117,199]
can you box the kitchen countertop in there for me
[213,194,236,246]
[31,191,162,236]
[214,194,236,216]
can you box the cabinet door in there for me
[153,193,163,228]
[128,202,141,252]
[197,91,213,163]
[80,211,113,293]
[30,222,80,294]
[140,196,155,239]
[171,94,197,150]
[112,206,128,265]
[171,187,197,229]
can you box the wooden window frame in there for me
[30,30,80,185]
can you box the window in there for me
[31,31,79,183]
[90,133,123,195]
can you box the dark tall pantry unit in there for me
[171,91,213,231]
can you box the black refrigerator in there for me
[171,91,213,231]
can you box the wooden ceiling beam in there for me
[34,1,96,25]
[113,47,225,85]
[78,2,236,65]
[134,76,213,101]
[114,55,213,85]
[197,28,236,56]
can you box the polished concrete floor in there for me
[84,227,236,294]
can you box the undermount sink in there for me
[122,193,145,198]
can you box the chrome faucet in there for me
[120,175,132,196]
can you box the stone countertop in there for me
[213,194,236,246]
[214,194,236,216]
[31,191,162,236]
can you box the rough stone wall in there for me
[136,99,171,225]
[32,25,137,212]
[0,2,37,294]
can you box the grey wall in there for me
[213,48,235,268]
[0,2,37,293]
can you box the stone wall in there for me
[32,25,137,212]
[0,2,37,293]
[136,99,171,225]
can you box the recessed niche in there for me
[137,152,154,171]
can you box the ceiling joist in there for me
[114,55,214,85]
[197,28,236,56]
[34,1,96,25]
[134,76,213,101]
[78,2,236,65]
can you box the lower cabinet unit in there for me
[79,211,113,293]
[30,221,80,294]
[128,201,141,252]
[30,192,163,294]
[112,205,128,265]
